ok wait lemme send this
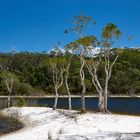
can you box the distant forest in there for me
[0,48,140,96]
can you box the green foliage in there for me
[77,36,98,47]
[13,82,35,95]
[18,98,26,107]
[71,15,93,36]
[134,81,140,92]
[0,49,140,95]
[102,23,121,39]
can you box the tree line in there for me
[1,48,140,95]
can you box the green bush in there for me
[17,98,26,107]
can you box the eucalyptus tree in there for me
[63,46,73,110]
[48,57,65,110]
[85,36,105,112]
[102,23,121,112]
[65,15,94,112]
[0,71,15,107]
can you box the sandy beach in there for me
[0,107,140,140]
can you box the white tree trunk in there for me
[91,76,105,112]
[53,68,64,110]
[103,55,118,113]
[53,88,58,110]
[4,74,14,108]
[80,58,86,113]
[104,76,109,112]
[7,93,11,108]
[65,76,72,110]
[98,94,105,112]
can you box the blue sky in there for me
[0,0,140,52]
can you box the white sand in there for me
[0,107,140,140]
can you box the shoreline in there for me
[0,95,140,98]
[0,107,140,140]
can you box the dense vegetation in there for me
[0,48,140,96]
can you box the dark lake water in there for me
[23,97,140,115]
[0,97,140,115]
